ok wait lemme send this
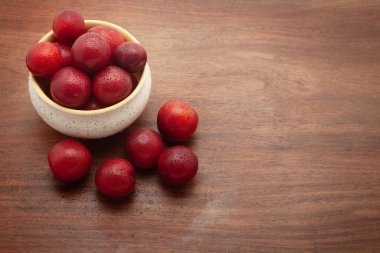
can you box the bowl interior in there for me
[30,20,148,115]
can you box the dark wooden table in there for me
[1,1,380,252]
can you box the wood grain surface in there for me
[1,0,380,252]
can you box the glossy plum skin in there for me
[92,66,132,106]
[72,32,111,73]
[124,128,164,170]
[95,158,136,198]
[157,100,198,142]
[114,42,147,73]
[82,98,105,110]
[50,67,91,108]
[88,26,124,64]
[55,43,72,66]
[26,42,63,77]
[157,146,198,186]
[48,139,92,182]
[52,10,86,44]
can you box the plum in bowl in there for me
[28,20,151,139]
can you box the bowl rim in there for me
[29,19,148,115]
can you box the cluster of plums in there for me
[26,10,147,109]
[26,10,200,198]
[48,100,199,198]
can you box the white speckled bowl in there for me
[28,20,151,139]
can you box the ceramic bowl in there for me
[28,20,151,139]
